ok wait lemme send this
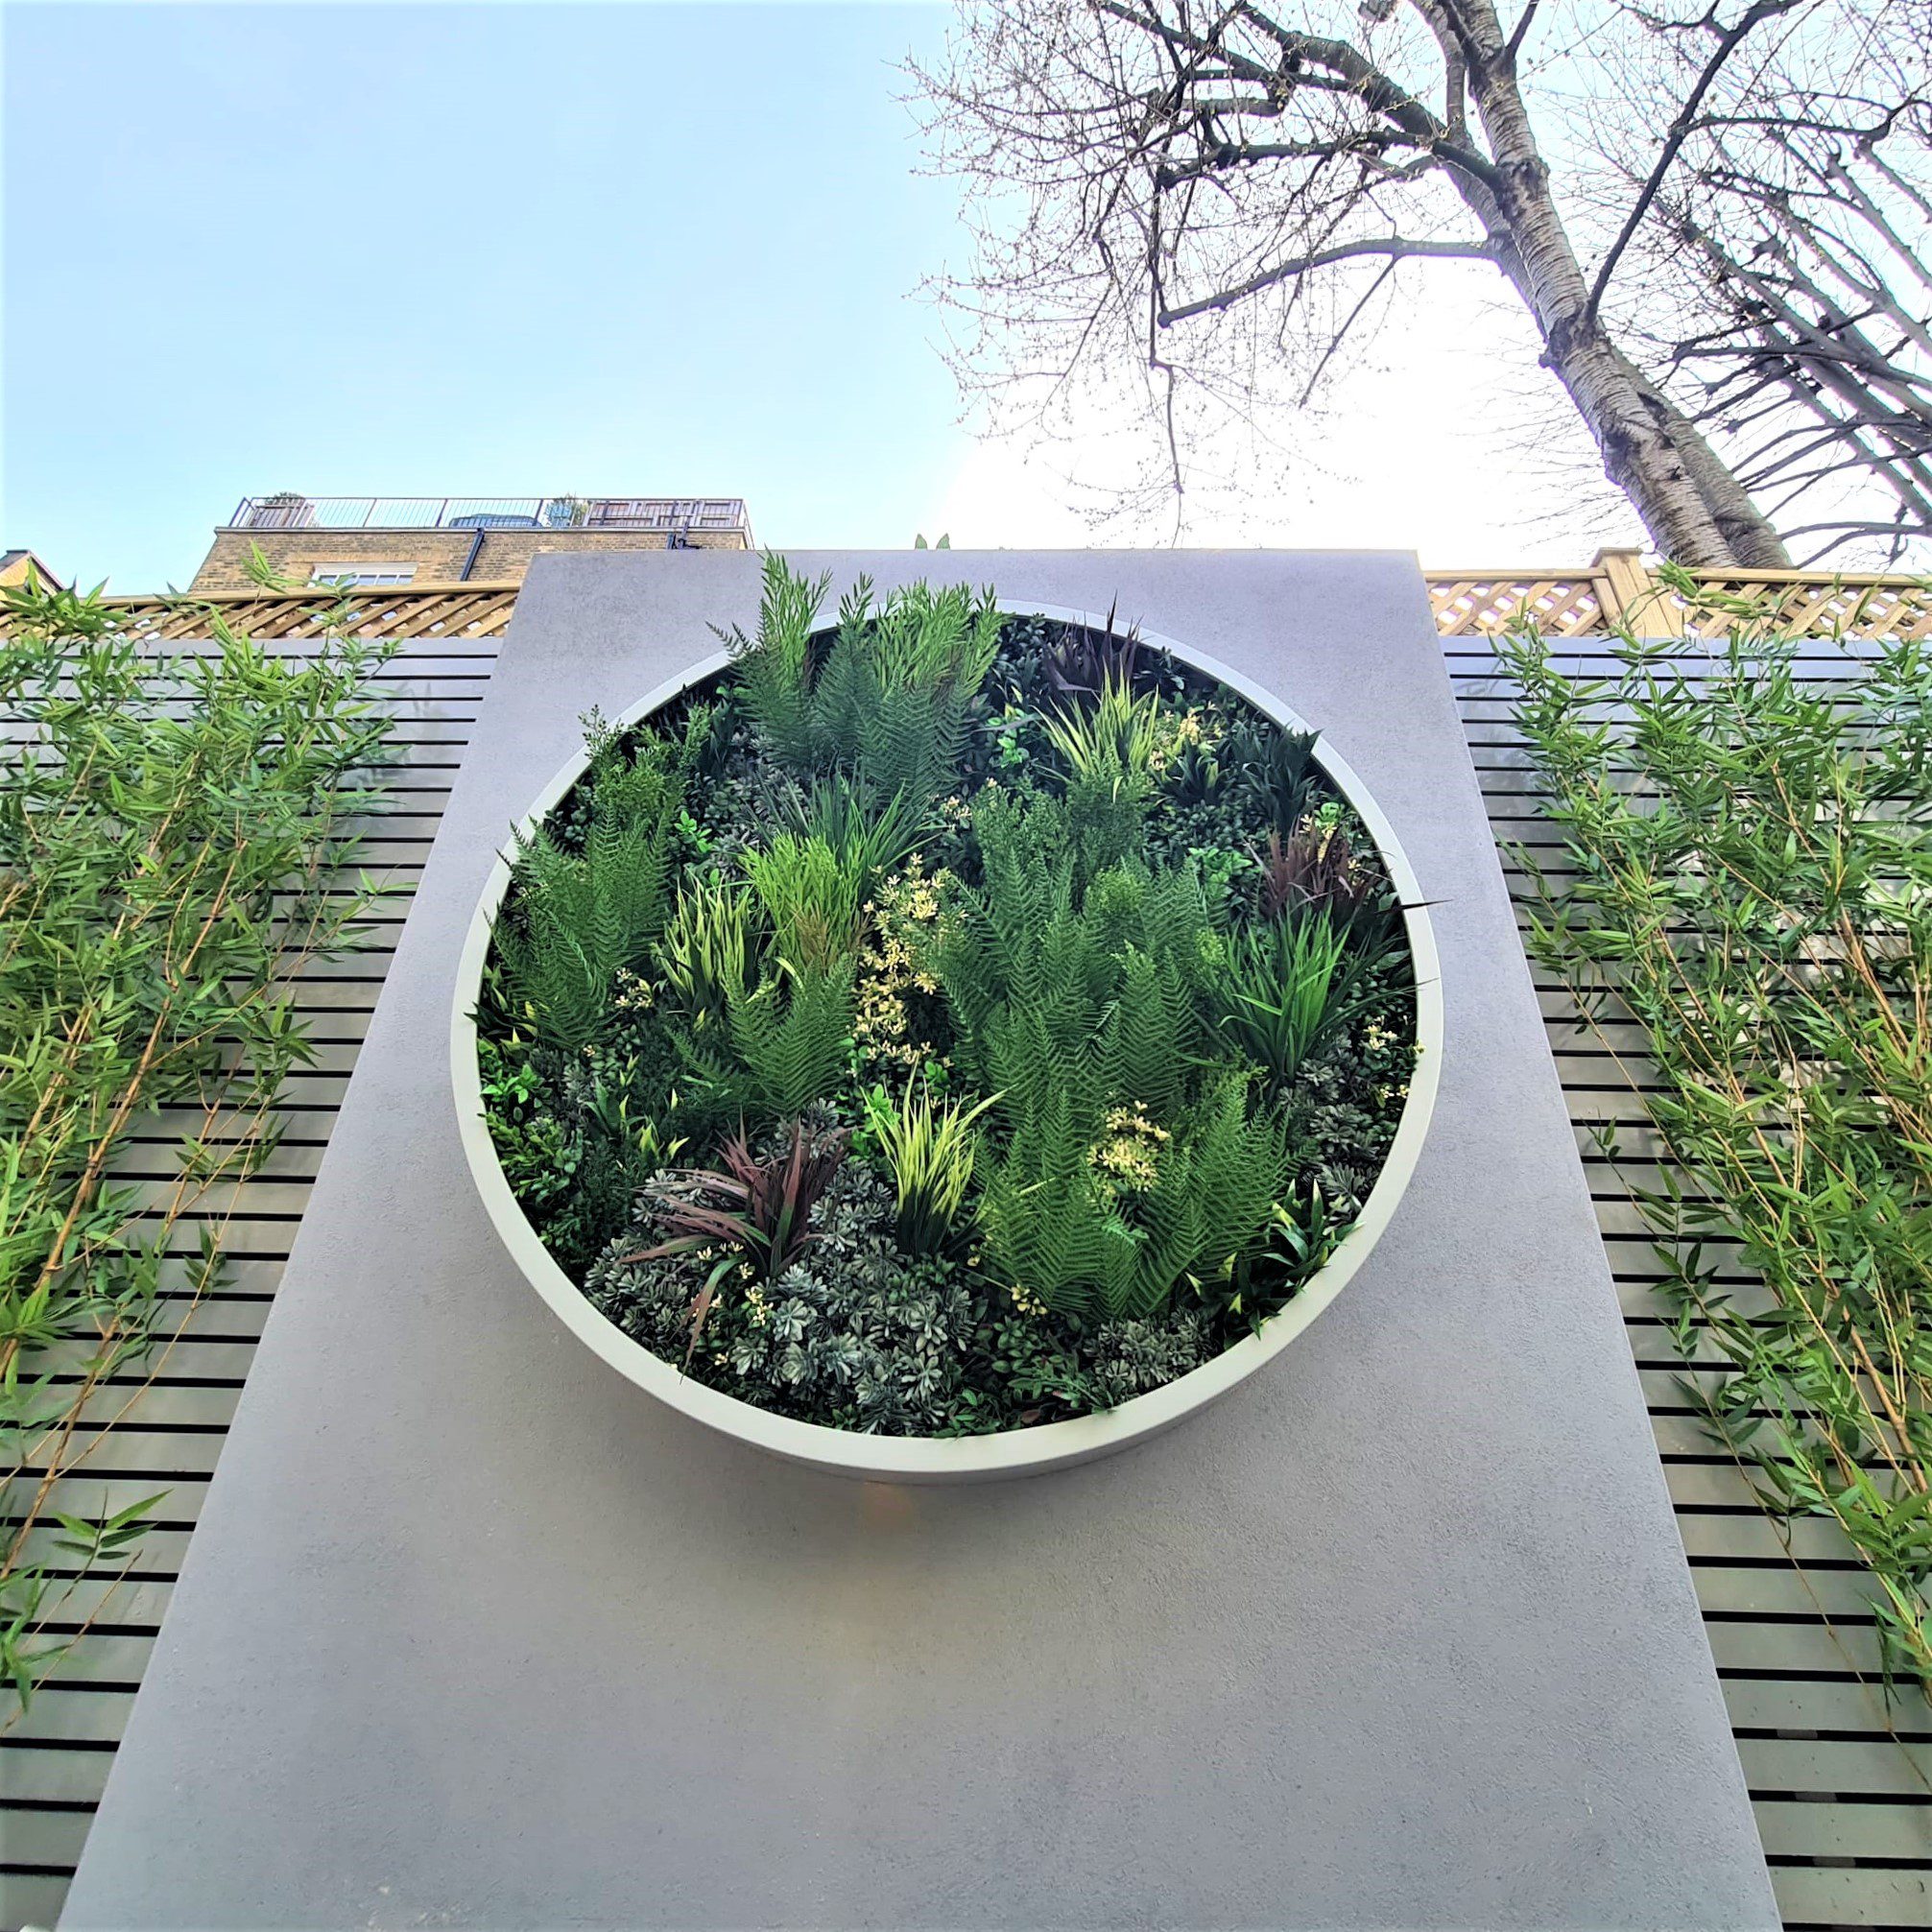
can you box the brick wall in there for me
[191,529,476,591]
[189,524,751,592]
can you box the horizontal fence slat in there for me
[1771,1865,1932,1928]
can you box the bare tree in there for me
[910,0,1928,564]
[1616,100,1932,563]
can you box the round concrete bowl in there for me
[453,604,1443,1484]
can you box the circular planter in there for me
[452,601,1442,1483]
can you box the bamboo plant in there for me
[1503,570,1932,1699]
[0,566,394,1723]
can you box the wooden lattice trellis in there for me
[1637,570,1932,642]
[97,583,523,644]
[1429,547,1932,639]
[1426,574,1609,637]
[2,556,1925,645]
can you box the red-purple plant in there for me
[1259,823,1377,923]
[1044,599,1142,705]
[621,1120,850,1362]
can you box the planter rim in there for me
[451,598,1443,1482]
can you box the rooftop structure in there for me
[189,493,755,591]
[1,547,66,591]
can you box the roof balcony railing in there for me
[227,495,752,536]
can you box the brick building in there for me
[1,548,66,591]
[190,494,754,591]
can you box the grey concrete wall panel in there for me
[62,551,1777,1930]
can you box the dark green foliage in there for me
[478,1026,681,1279]
[1226,718,1323,837]
[496,726,693,1050]
[1164,732,1228,807]
[722,960,856,1124]
[990,603,1192,720]
[624,1121,851,1361]
[588,1154,984,1433]
[1041,599,1143,705]
[1277,983,1416,1216]
[1212,911,1361,1090]
[1087,1310,1215,1406]
[481,579,1417,1434]
[791,773,927,883]
[1257,816,1395,940]
[478,1032,577,1221]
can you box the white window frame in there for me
[309,563,417,587]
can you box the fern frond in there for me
[725,959,855,1122]
[497,726,686,1049]
[721,556,833,773]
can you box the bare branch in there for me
[1584,0,1805,328]
[1502,0,1541,67]
[904,0,1922,562]
[1159,235,1496,322]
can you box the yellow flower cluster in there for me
[1088,1102,1170,1194]
[853,856,952,1074]
[1146,706,1210,775]
[1008,1281,1047,1319]
[613,967,656,1014]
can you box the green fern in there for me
[724,959,856,1122]
[716,554,833,772]
[801,574,1003,800]
[720,561,1002,800]
[933,791,1212,1102]
[498,729,686,1049]
[929,790,1278,1317]
[978,1075,1286,1320]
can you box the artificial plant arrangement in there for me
[476,559,1419,1437]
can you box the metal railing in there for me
[227,495,752,537]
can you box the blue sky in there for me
[4,2,983,588]
[2,1,1636,590]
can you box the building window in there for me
[309,563,417,587]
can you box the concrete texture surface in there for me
[61,551,1777,1931]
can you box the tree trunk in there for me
[1447,10,1793,566]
